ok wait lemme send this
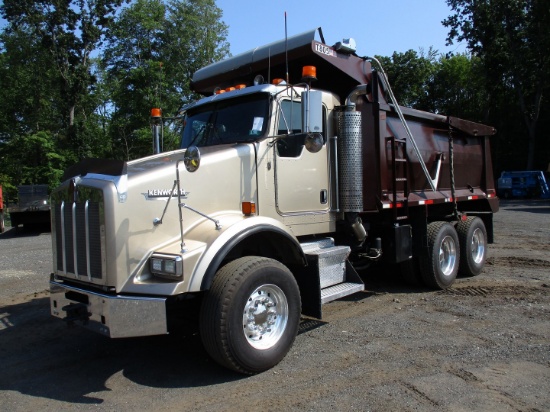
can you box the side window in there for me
[277,99,326,158]
[278,100,302,135]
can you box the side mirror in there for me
[302,90,323,134]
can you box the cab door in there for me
[274,98,330,214]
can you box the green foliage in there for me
[1,131,66,188]
[430,54,489,122]
[375,49,438,110]
[0,26,62,139]
[0,0,229,188]
[101,0,229,160]
[444,0,550,170]
[376,50,491,122]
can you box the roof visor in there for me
[190,28,372,101]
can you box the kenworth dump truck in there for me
[49,28,498,374]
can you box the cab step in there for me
[301,238,364,306]
[321,282,365,304]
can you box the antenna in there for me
[285,12,289,84]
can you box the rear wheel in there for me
[200,256,301,374]
[420,221,460,289]
[456,217,487,277]
[0,211,4,233]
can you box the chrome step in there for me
[321,282,365,304]
[301,238,365,306]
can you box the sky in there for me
[216,0,466,58]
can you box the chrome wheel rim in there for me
[439,235,457,277]
[243,284,288,350]
[471,228,486,264]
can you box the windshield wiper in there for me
[187,124,206,148]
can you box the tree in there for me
[375,49,438,111]
[164,0,230,104]
[430,54,490,122]
[0,24,70,194]
[101,0,229,160]
[2,131,65,187]
[0,26,61,141]
[444,0,550,169]
[101,0,167,159]
[1,0,127,159]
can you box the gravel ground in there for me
[0,200,549,411]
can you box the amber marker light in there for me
[151,108,162,118]
[235,84,246,90]
[302,65,317,81]
[242,202,256,216]
[272,78,285,85]
[225,86,236,92]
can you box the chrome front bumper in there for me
[50,280,168,338]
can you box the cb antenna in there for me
[285,12,289,83]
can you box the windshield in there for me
[181,93,270,148]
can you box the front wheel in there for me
[419,221,460,290]
[200,256,301,374]
[456,217,487,277]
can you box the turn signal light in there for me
[242,202,256,216]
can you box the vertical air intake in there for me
[336,108,363,212]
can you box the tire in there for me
[199,256,301,374]
[419,221,460,290]
[0,212,4,233]
[456,217,487,277]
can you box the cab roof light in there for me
[254,75,265,85]
[235,84,246,90]
[272,78,285,85]
[302,66,317,82]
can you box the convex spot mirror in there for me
[304,132,324,153]
[184,145,201,172]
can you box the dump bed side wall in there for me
[358,99,496,211]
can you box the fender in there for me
[186,215,306,292]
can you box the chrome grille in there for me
[52,185,105,281]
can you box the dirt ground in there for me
[0,200,548,411]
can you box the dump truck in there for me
[49,28,499,374]
[9,184,51,229]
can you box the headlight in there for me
[149,253,183,280]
